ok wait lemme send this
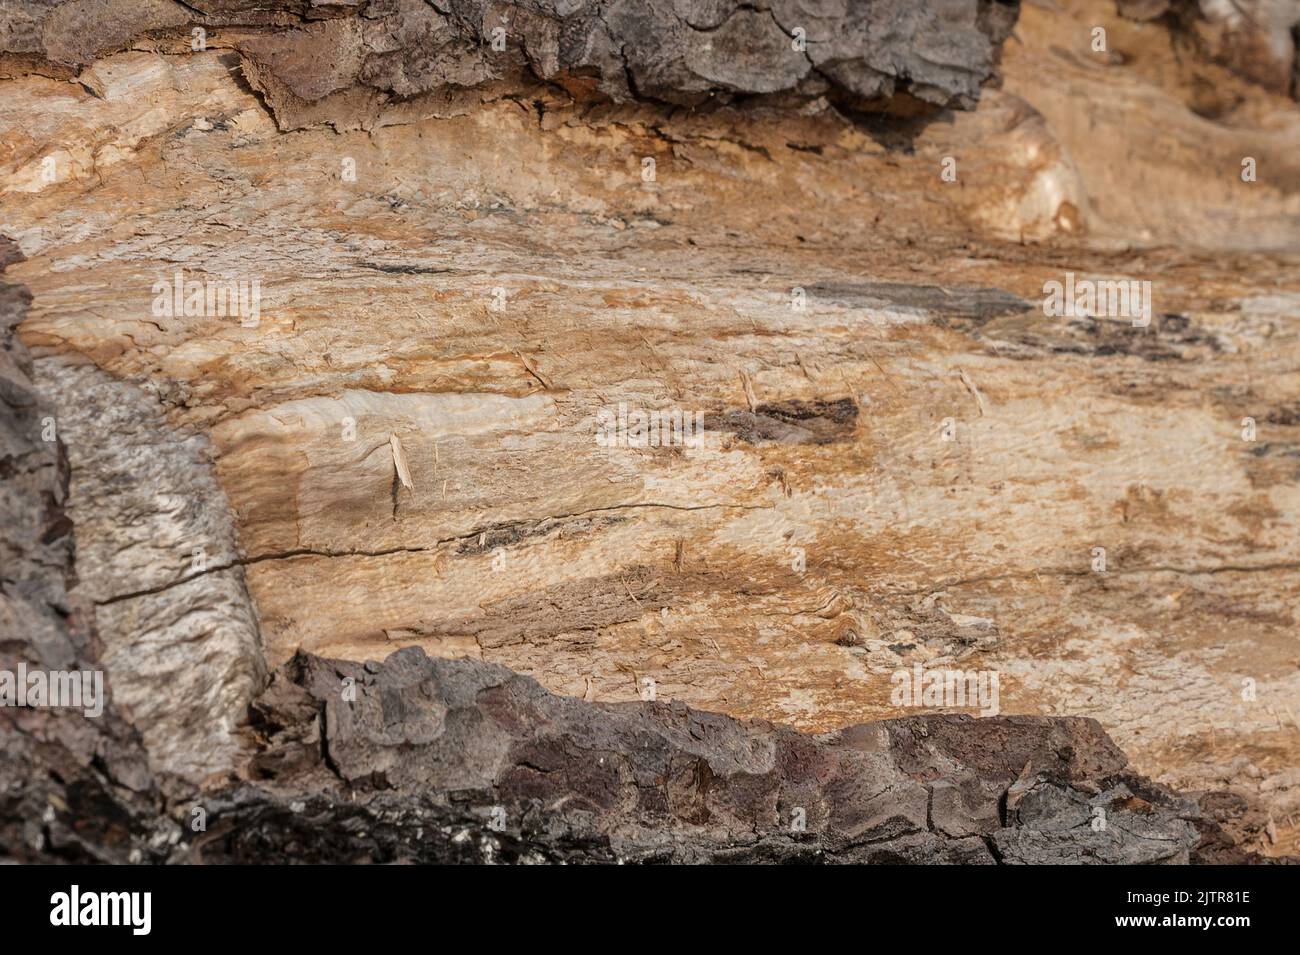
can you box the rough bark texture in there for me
[2,0,1299,864]
[181,646,1211,864]
[1,0,1020,129]
[0,241,169,862]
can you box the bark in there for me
[1,0,1020,128]
[181,646,1211,864]
[0,241,168,862]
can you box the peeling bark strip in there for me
[186,646,1216,864]
[2,0,1020,128]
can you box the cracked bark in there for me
[168,645,1230,864]
[2,0,1019,130]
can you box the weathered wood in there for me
[2,0,1298,861]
